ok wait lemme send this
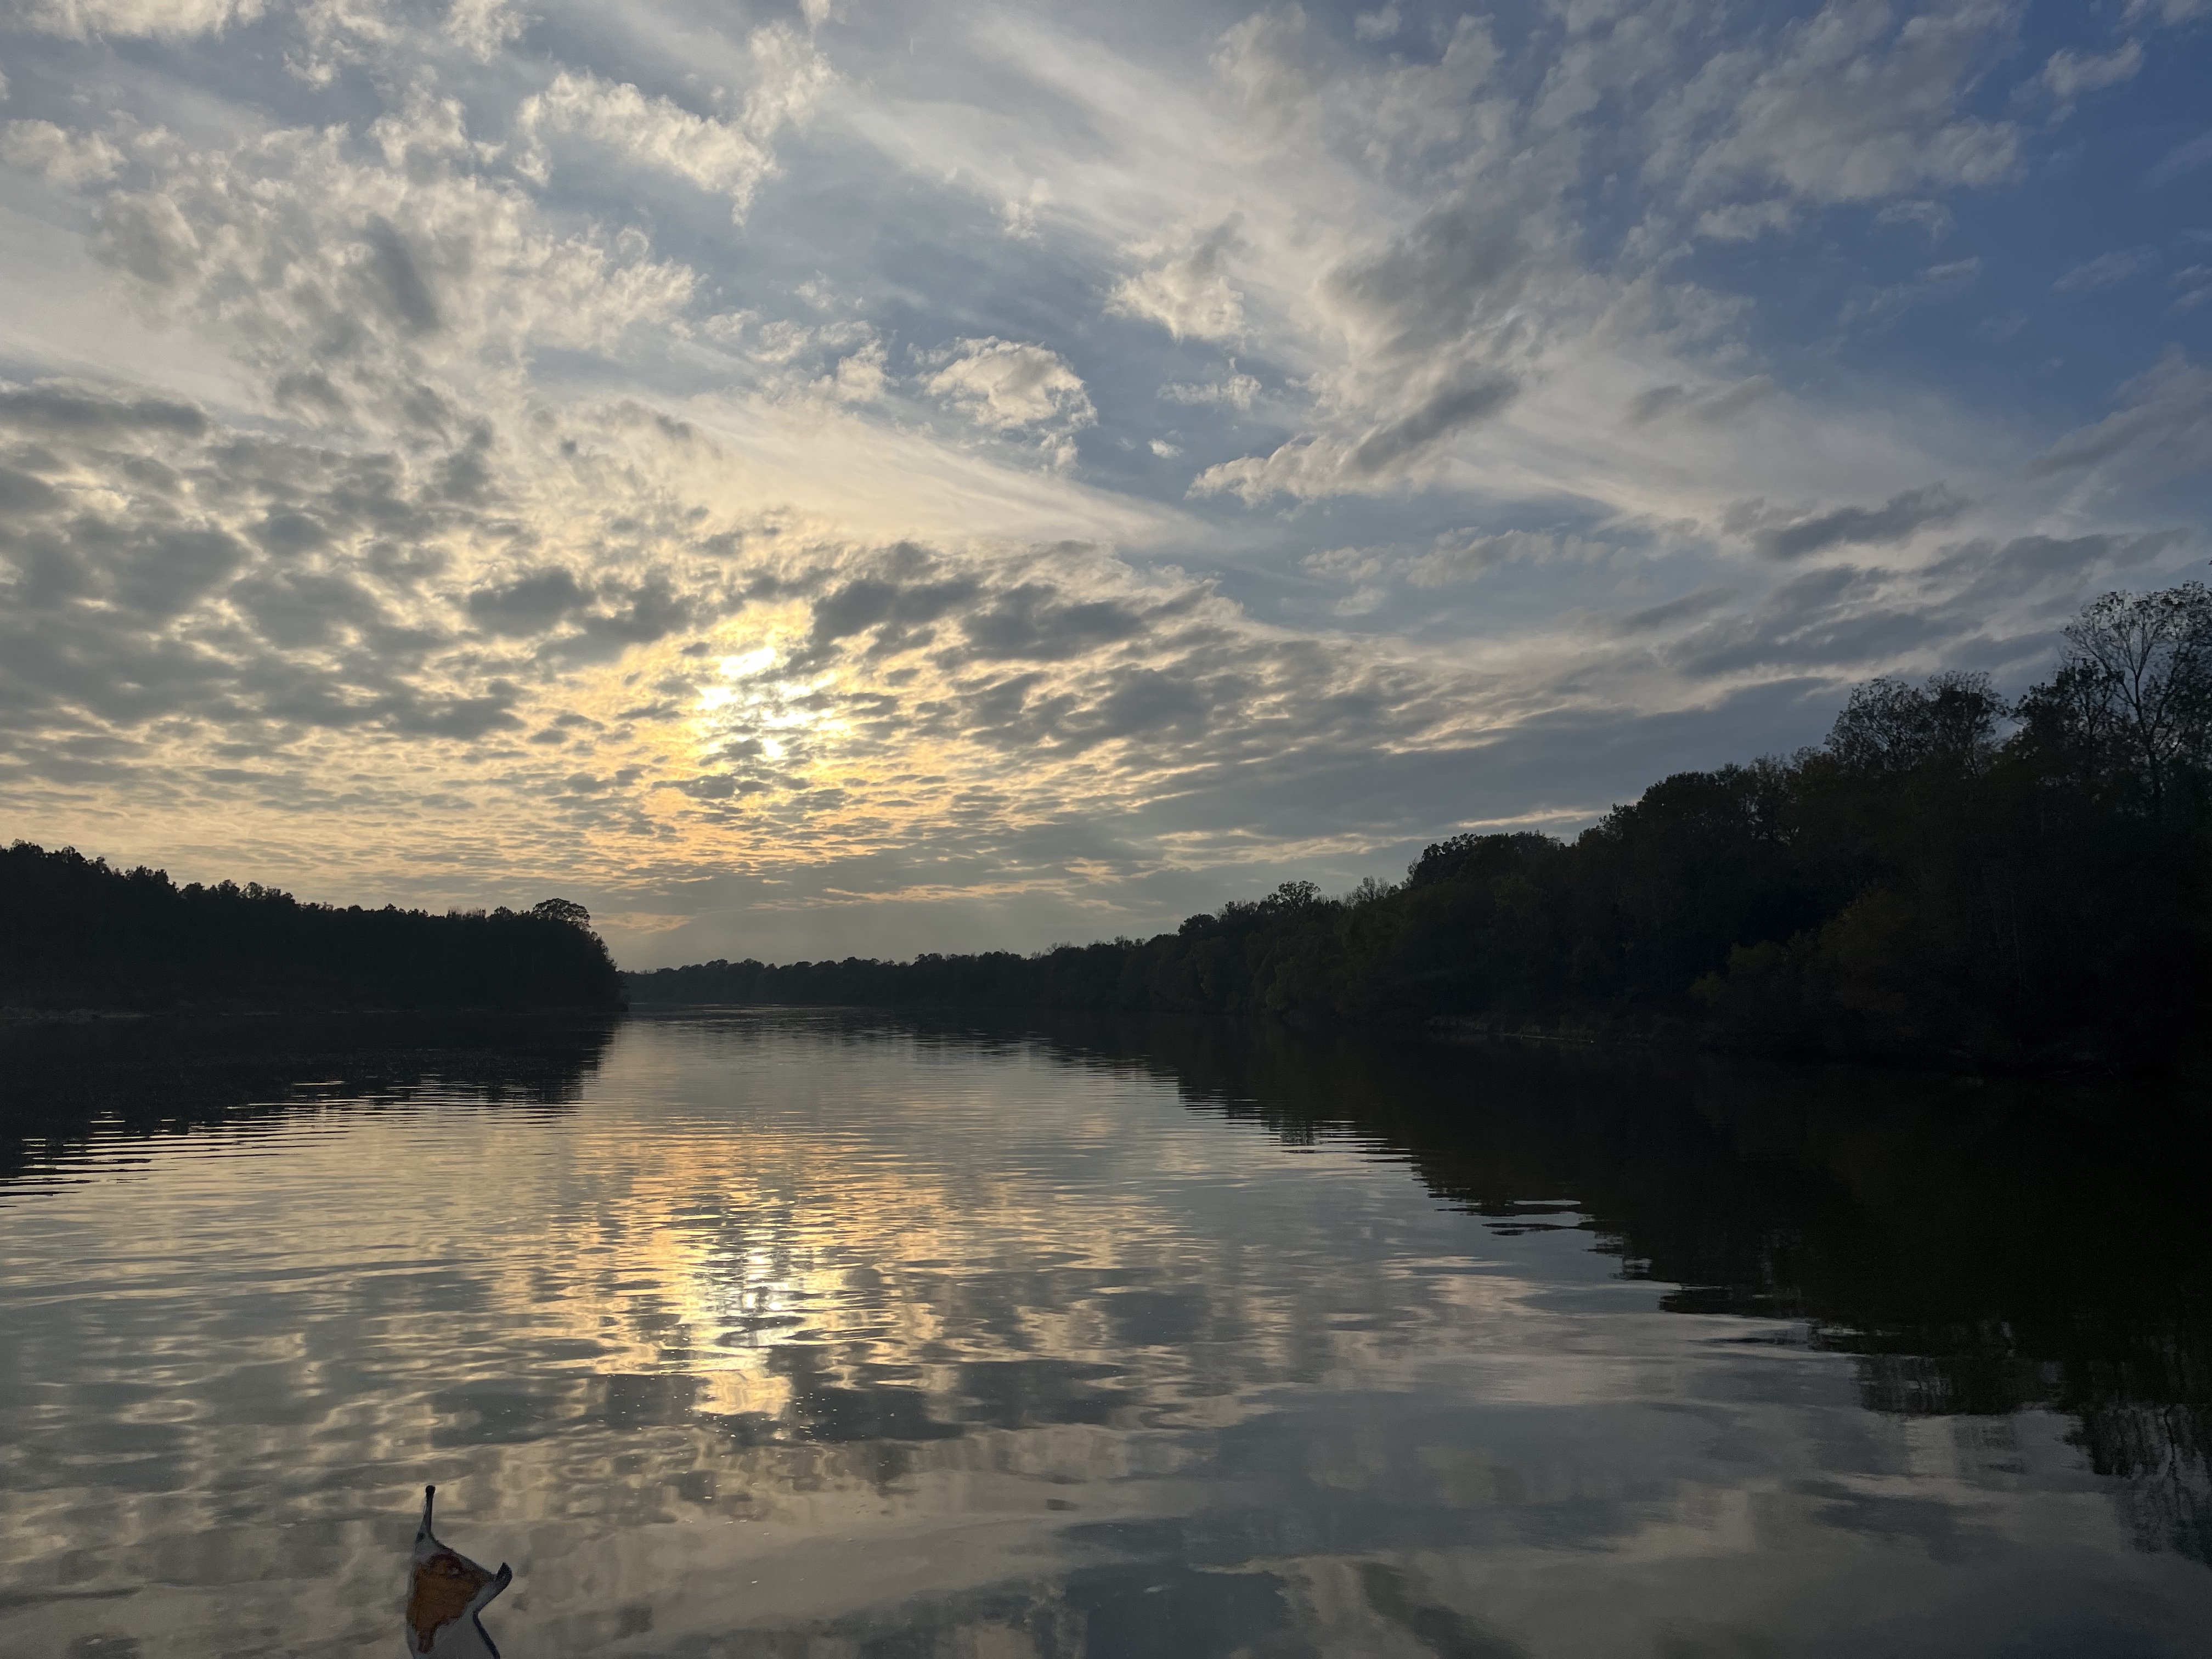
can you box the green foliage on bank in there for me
[0,845,623,1013]
[629,584,2212,1069]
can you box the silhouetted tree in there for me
[1826,669,2007,774]
[0,848,624,1014]
[2019,583,2212,820]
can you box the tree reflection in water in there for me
[0,1012,619,1189]
[1010,1013,2212,1571]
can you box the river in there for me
[2,1009,2208,1657]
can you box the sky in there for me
[0,0,2207,969]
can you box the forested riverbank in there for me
[629,584,2212,1073]
[0,843,623,1014]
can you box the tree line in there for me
[1,844,623,1013]
[629,583,2212,1070]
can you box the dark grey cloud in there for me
[1321,181,1558,360]
[0,385,208,441]
[1664,566,1951,676]
[90,192,194,288]
[1751,484,1970,560]
[363,217,444,336]
[467,568,593,634]
[272,370,351,421]
[953,583,1154,662]
[377,688,525,739]
[0,383,569,775]
[52,522,251,620]
[810,573,983,646]
[229,568,398,650]
[1347,374,1519,476]
[1923,529,2192,606]
[2027,349,2212,479]
[1624,385,1686,426]
[0,465,64,513]
[1611,588,1735,635]
[252,510,334,556]
[559,575,703,659]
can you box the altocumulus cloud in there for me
[0,0,2204,964]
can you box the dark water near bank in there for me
[2,1011,2209,1658]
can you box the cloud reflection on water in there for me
[0,1013,2207,1657]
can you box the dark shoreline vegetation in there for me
[0,845,623,1014]
[630,584,2212,1073]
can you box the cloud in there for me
[76,109,698,428]
[1346,374,1520,476]
[1108,221,1246,341]
[925,339,1096,462]
[1623,377,1778,427]
[1668,0,2023,210]
[1,120,125,185]
[1750,485,1971,560]
[1408,530,1600,586]
[1611,588,1734,635]
[2146,131,2212,189]
[1352,5,1399,42]
[952,583,1154,664]
[1159,375,1260,411]
[0,384,207,440]
[806,571,983,648]
[2053,248,2159,294]
[0,385,545,758]
[2028,348,2212,479]
[2124,0,2209,21]
[1664,565,1946,676]
[1876,199,1955,236]
[1191,373,1521,504]
[515,44,831,222]
[1318,182,1563,363]
[447,0,526,61]
[649,541,1502,852]
[1924,529,2192,603]
[1191,164,1558,504]
[1695,200,1798,241]
[9,0,262,40]
[1300,546,1391,583]
[1841,258,1980,328]
[467,569,594,636]
[519,72,778,211]
[816,340,889,405]
[1295,527,1609,594]
[2038,38,2143,108]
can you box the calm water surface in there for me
[2,1011,2209,1657]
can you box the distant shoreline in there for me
[4,843,626,1018]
